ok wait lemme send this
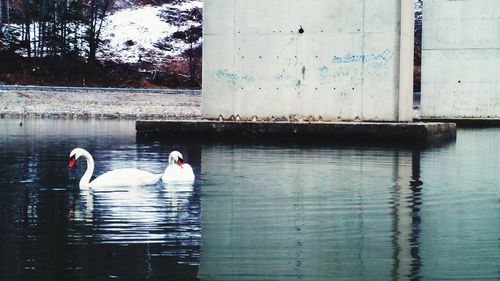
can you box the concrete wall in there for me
[203,0,415,121]
[421,0,500,118]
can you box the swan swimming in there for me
[162,151,195,183]
[69,148,162,190]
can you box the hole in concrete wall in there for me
[458,80,461,83]
[299,26,304,34]
[352,87,355,90]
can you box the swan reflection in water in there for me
[70,181,200,246]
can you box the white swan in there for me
[162,151,195,182]
[69,148,162,190]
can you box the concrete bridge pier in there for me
[137,0,456,144]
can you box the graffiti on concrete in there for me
[332,49,393,67]
[215,69,257,86]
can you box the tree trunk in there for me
[21,0,31,57]
[88,0,110,64]
[5,0,9,24]
[0,0,3,29]
[24,17,31,57]
[5,0,10,24]
[61,0,67,63]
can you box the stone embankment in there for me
[0,89,201,120]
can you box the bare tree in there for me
[0,0,4,33]
[0,0,10,43]
[172,25,202,83]
[414,0,423,92]
[5,0,8,23]
[87,0,111,63]
[21,0,31,58]
[161,6,203,83]
[415,0,422,47]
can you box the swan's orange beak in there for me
[178,158,184,167]
[69,155,76,168]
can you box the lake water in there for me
[0,119,498,281]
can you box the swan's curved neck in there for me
[79,150,94,189]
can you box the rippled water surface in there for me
[0,119,498,281]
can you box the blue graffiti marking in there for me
[319,66,329,85]
[319,66,329,72]
[332,49,393,65]
[276,73,296,83]
[216,69,239,85]
[241,74,254,82]
[215,69,255,85]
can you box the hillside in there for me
[0,0,203,88]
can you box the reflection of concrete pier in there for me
[197,145,426,280]
[390,150,423,280]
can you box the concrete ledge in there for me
[136,120,456,146]
[418,118,500,128]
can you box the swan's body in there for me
[162,151,195,182]
[90,168,162,187]
[69,148,161,189]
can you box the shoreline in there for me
[0,90,202,120]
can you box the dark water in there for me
[0,119,498,281]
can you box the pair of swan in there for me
[69,148,194,189]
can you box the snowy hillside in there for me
[98,1,203,65]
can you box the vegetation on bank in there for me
[0,0,201,88]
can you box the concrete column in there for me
[203,0,415,122]
[398,0,415,121]
[421,0,500,118]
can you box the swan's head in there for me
[168,151,185,167]
[69,148,86,168]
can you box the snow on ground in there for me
[98,1,203,65]
[5,1,203,66]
